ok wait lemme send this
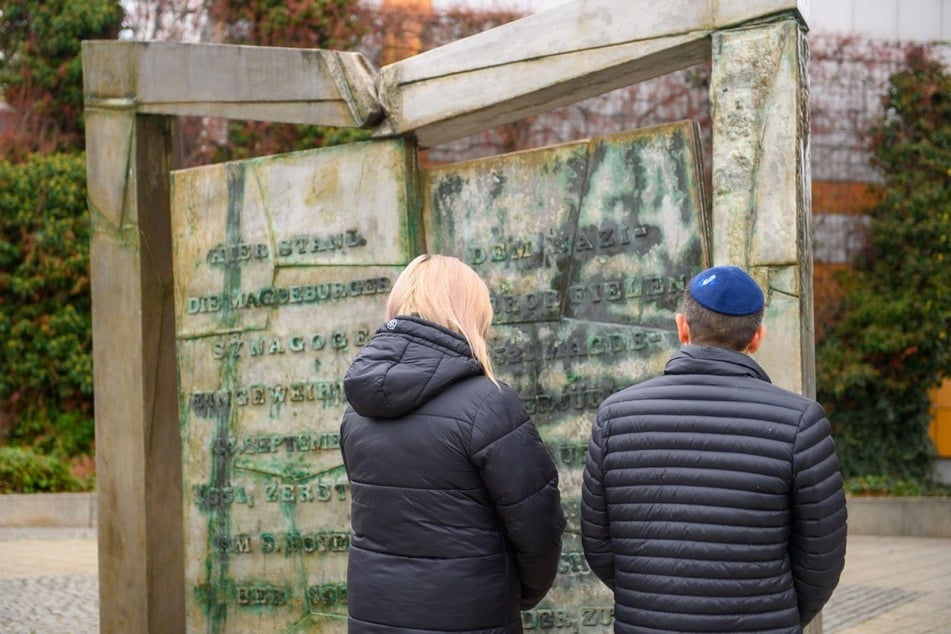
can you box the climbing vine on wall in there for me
[816,47,951,481]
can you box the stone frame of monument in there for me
[82,1,815,631]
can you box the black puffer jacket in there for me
[341,315,565,633]
[581,345,847,634]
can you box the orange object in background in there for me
[929,379,951,457]
[381,0,433,65]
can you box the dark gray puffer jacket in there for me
[581,345,847,634]
[341,315,565,634]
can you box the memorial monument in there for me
[83,1,815,631]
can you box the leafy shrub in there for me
[0,152,94,456]
[0,0,124,157]
[844,475,951,498]
[0,446,85,493]
[9,409,95,459]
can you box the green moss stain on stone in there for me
[421,125,707,621]
[197,162,247,631]
[169,123,709,631]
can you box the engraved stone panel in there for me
[171,124,706,633]
[171,139,419,633]
[423,121,709,631]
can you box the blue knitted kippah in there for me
[689,266,764,316]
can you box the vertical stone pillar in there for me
[84,104,184,631]
[81,37,383,633]
[710,16,814,398]
[711,16,821,634]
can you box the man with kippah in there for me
[581,265,847,634]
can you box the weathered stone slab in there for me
[170,123,707,631]
[171,139,420,632]
[423,121,708,628]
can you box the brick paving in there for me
[0,529,948,633]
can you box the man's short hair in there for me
[682,266,765,351]
[682,294,763,350]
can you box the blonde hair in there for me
[386,254,497,383]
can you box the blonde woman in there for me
[340,254,565,633]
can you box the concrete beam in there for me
[82,40,382,127]
[375,0,809,147]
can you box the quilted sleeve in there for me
[581,410,614,589]
[470,386,566,610]
[790,401,848,625]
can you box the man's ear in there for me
[675,313,691,344]
[746,323,767,354]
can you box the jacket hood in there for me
[343,315,484,419]
[664,344,772,383]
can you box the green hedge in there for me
[844,475,951,498]
[0,152,94,457]
[0,446,85,493]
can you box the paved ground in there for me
[0,528,98,634]
[823,534,951,634]
[0,529,949,633]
